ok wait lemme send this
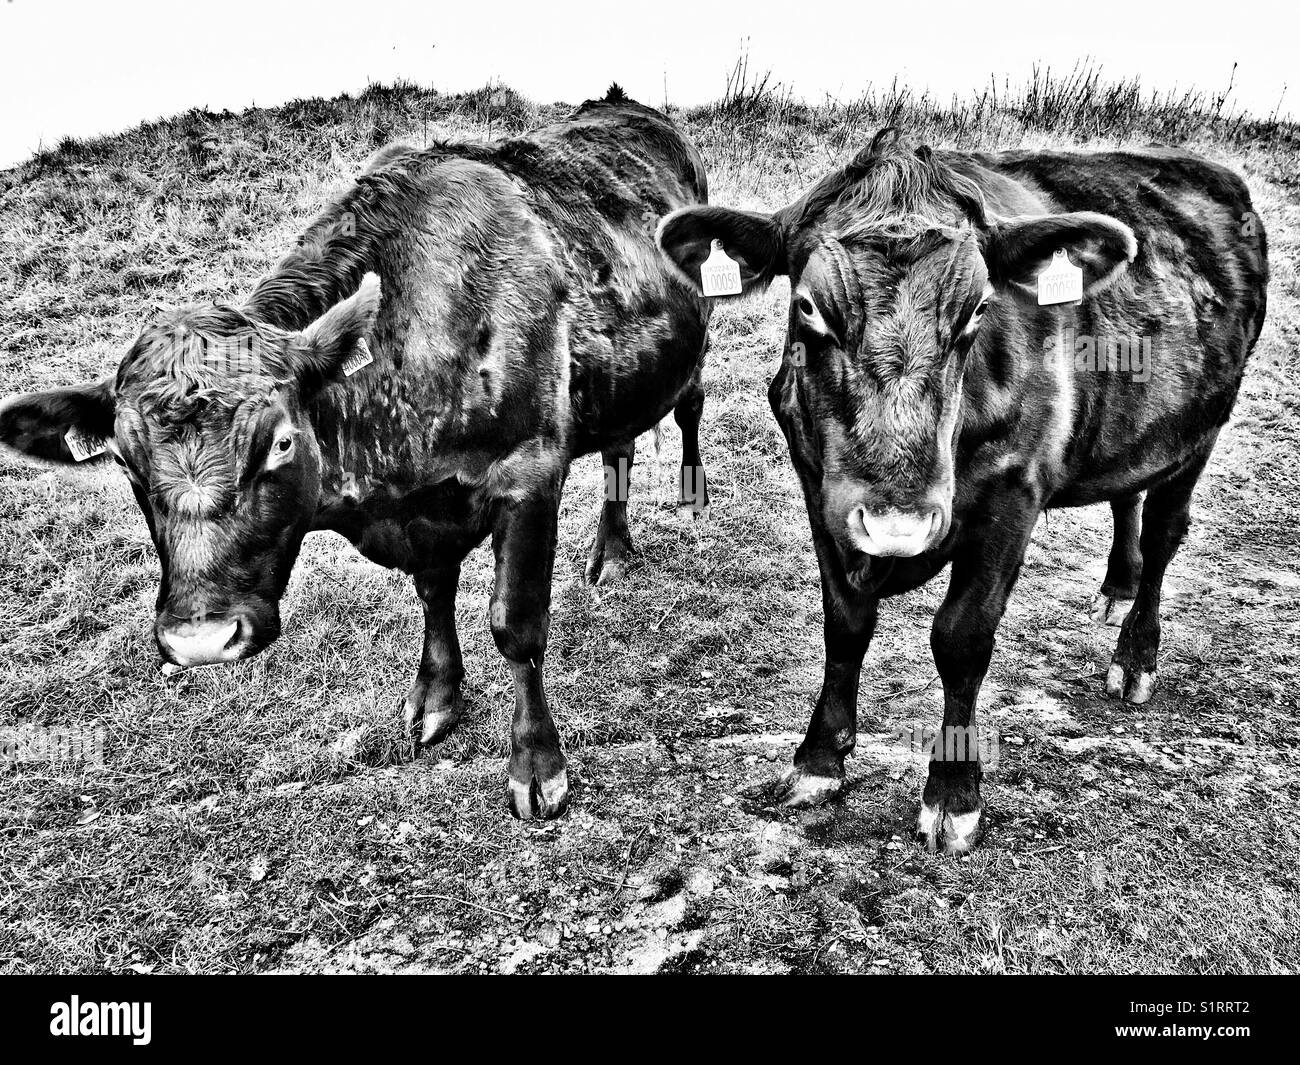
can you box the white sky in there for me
[0,0,1292,169]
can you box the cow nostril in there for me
[158,613,251,666]
[226,615,248,650]
[927,509,945,541]
[844,504,946,558]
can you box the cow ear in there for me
[657,206,786,297]
[292,272,382,385]
[983,212,1137,300]
[0,379,116,464]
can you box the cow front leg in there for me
[774,525,878,806]
[777,593,878,807]
[586,440,635,586]
[491,491,568,820]
[674,375,709,520]
[1092,494,1142,627]
[403,564,465,744]
[1106,450,1211,704]
[920,500,1037,855]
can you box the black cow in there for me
[1,90,712,820]
[659,129,1268,853]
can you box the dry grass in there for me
[1,67,1298,973]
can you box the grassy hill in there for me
[2,69,1298,973]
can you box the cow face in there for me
[0,274,381,667]
[782,226,990,559]
[659,130,1135,569]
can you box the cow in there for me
[0,89,713,820]
[658,128,1268,854]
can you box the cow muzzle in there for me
[157,612,255,667]
[845,505,945,558]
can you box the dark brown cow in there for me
[1,89,712,820]
[659,128,1267,853]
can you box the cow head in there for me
[0,274,381,667]
[659,129,1135,569]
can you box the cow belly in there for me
[319,437,569,572]
[572,367,697,452]
[568,322,706,454]
[1048,384,1240,508]
[1048,449,1214,508]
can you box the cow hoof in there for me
[585,555,626,587]
[1105,662,1156,704]
[508,768,570,821]
[679,503,711,523]
[916,802,982,855]
[1090,592,1134,627]
[772,766,843,808]
[585,540,630,586]
[418,707,463,745]
[402,685,464,745]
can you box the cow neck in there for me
[242,193,392,512]
[306,374,404,516]
[243,196,379,333]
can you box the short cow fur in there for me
[659,128,1267,853]
[1,90,712,820]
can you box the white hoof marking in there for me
[508,770,569,819]
[537,771,569,814]
[943,811,981,855]
[1106,597,1135,626]
[1105,663,1125,698]
[1091,593,1136,627]
[778,770,842,808]
[916,801,941,843]
[419,707,460,744]
[508,778,534,818]
[1126,671,1156,704]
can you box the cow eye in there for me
[794,291,838,343]
[268,435,295,465]
[974,300,989,318]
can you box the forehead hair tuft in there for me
[786,128,988,245]
[118,304,295,427]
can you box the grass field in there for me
[2,68,1298,973]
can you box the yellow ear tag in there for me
[1037,249,1084,306]
[700,240,742,297]
[64,427,107,462]
[342,338,374,377]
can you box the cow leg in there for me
[1091,494,1142,627]
[1106,451,1211,705]
[491,490,568,820]
[920,499,1038,855]
[775,586,878,807]
[585,439,635,586]
[674,374,709,520]
[403,564,465,744]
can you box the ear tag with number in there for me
[64,427,107,462]
[700,240,742,297]
[342,338,374,377]
[1037,249,1084,306]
